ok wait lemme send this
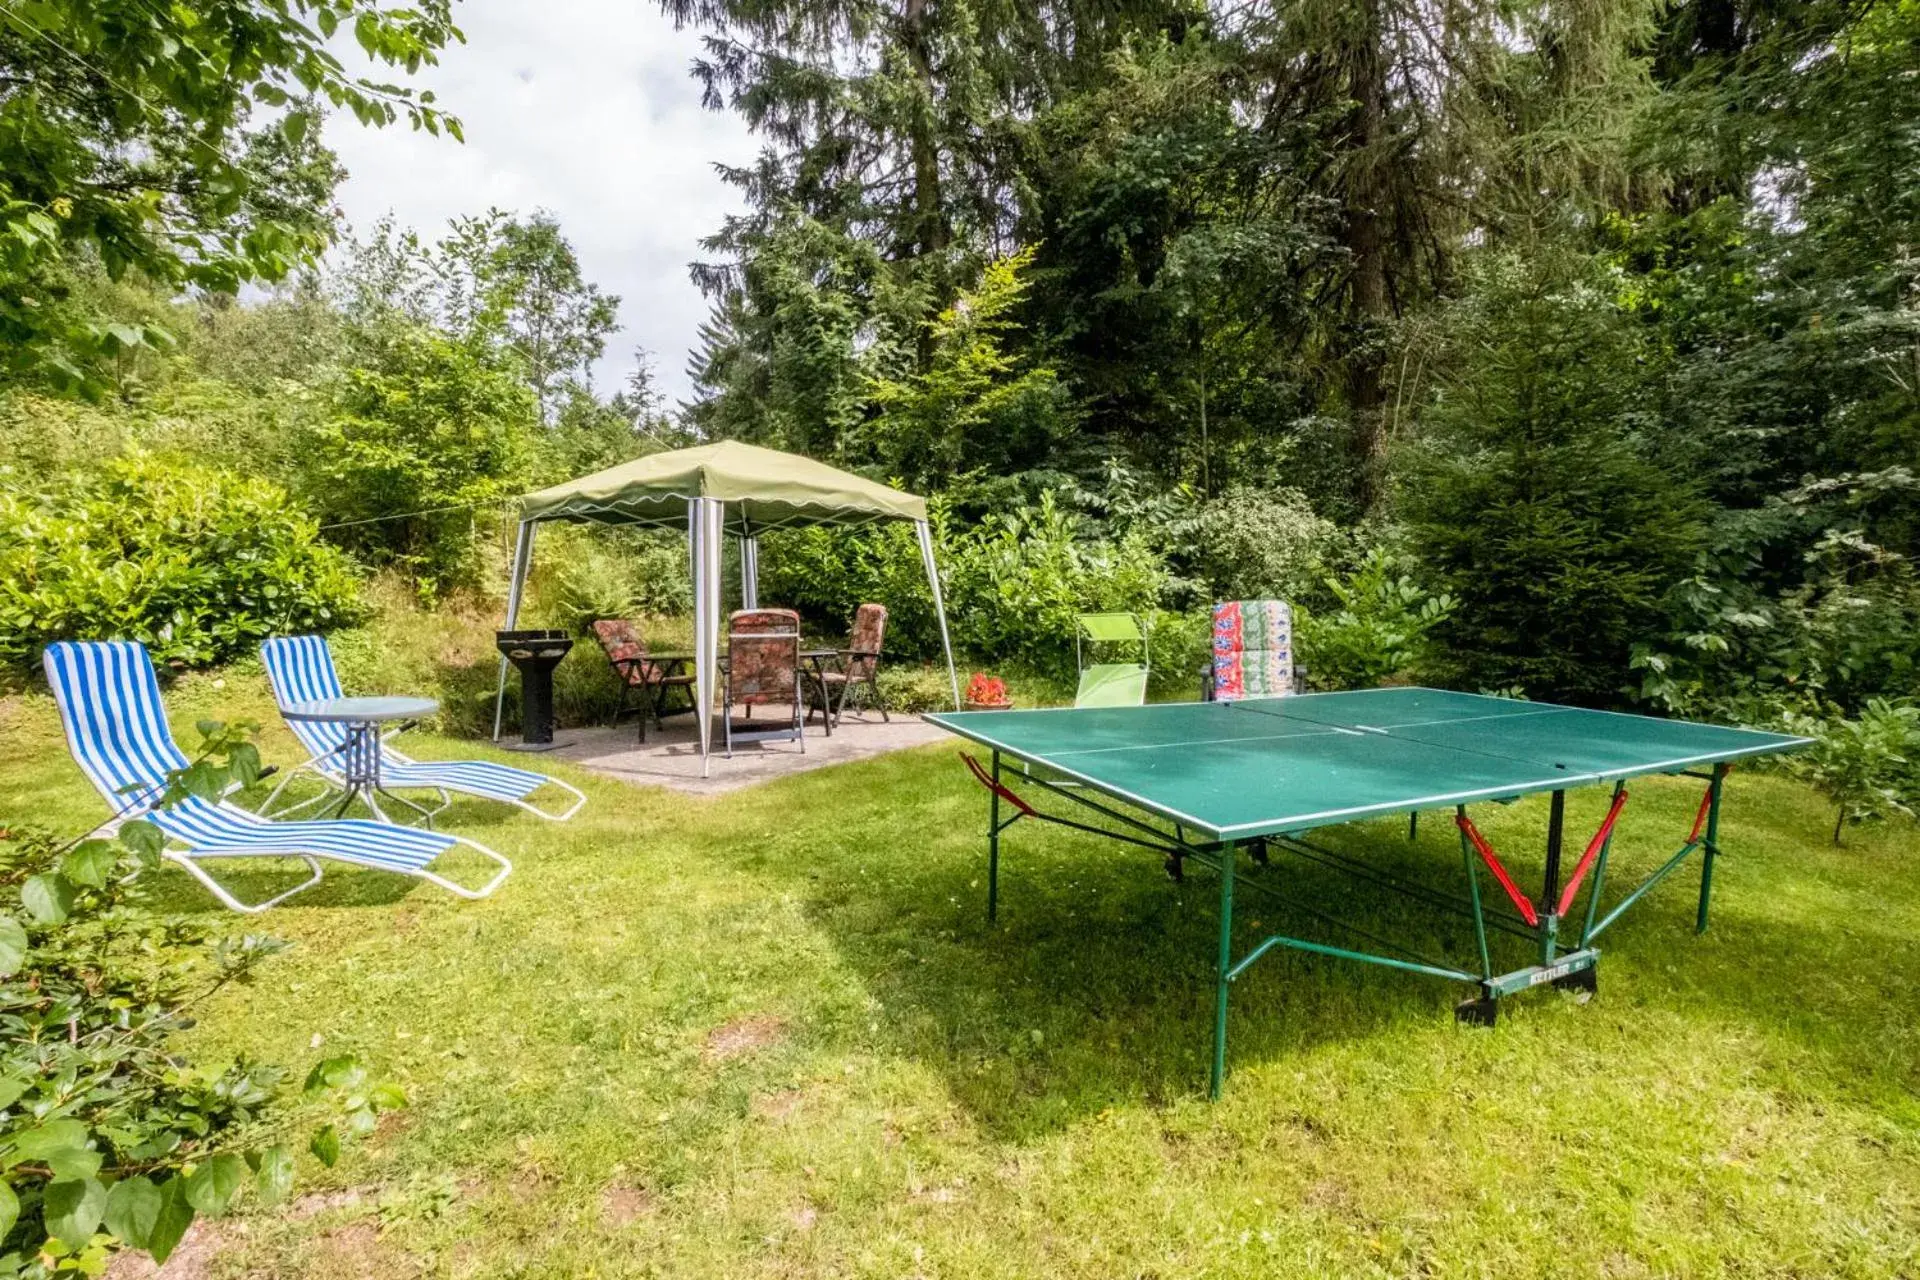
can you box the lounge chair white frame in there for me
[260,635,584,824]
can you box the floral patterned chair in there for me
[810,603,890,727]
[589,619,695,743]
[723,608,805,756]
[1202,600,1300,701]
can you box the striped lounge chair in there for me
[44,641,511,913]
[260,635,584,823]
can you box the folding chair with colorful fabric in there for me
[723,608,806,756]
[812,603,891,726]
[260,635,584,822]
[1203,599,1299,701]
[44,641,511,914]
[589,618,696,742]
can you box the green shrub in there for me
[1,724,397,1271]
[543,527,696,634]
[0,454,364,671]
[1780,698,1920,845]
[1187,487,1348,608]
[944,491,1167,683]
[759,517,947,659]
[1296,548,1457,690]
[1146,609,1211,699]
[1632,529,1920,720]
[297,322,535,597]
[876,664,960,714]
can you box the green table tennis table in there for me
[925,688,1810,1097]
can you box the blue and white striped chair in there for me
[259,635,584,823]
[44,641,511,913]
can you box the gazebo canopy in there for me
[519,440,927,531]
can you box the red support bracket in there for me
[1556,787,1630,918]
[1687,765,1729,844]
[1456,812,1540,927]
[960,752,1035,818]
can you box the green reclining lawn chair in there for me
[1075,612,1150,707]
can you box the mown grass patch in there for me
[5,665,1917,1278]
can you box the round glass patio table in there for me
[282,696,439,824]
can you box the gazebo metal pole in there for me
[916,519,961,709]
[740,518,759,610]
[691,497,724,776]
[492,519,537,742]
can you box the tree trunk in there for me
[901,0,948,262]
[901,0,948,372]
[1342,0,1390,513]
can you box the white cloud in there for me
[324,0,757,403]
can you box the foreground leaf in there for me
[44,1177,108,1246]
[185,1153,248,1216]
[0,915,24,976]
[21,873,74,925]
[61,839,120,890]
[310,1124,341,1168]
[105,1176,164,1249]
[146,1178,196,1265]
[254,1145,295,1205]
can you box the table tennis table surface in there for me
[926,688,1810,841]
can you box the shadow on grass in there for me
[135,858,428,914]
[736,769,1534,1135]
[731,754,1920,1138]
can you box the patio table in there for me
[282,695,439,824]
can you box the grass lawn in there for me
[6,667,1919,1278]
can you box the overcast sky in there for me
[324,0,757,404]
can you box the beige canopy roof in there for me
[518,440,927,531]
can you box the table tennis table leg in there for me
[1211,840,1237,1100]
[1541,790,1565,963]
[987,751,1001,923]
[1696,763,1725,934]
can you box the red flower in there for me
[967,672,1007,704]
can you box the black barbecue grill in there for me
[496,629,573,749]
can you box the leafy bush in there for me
[1296,548,1457,689]
[1187,487,1348,608]
[1094,464,1349,612]
[1632,527,1920,720]
[298,322,535,596]
[1407,246,1707,703]
[544,527,693,634]
[944,491,1167,683]
[0,454,363,671]
[877,665,961,714]
[1,724,396,1272]
[1780,698,1920,846]
[758,517,947,661]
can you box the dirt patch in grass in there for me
[751,1087,805,1121]
[104,1221,228,1279]
[312,1221,387,1275]
[287,1188,367,1221]
[704,1013,787,1063]
[601,1184,655,1228]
